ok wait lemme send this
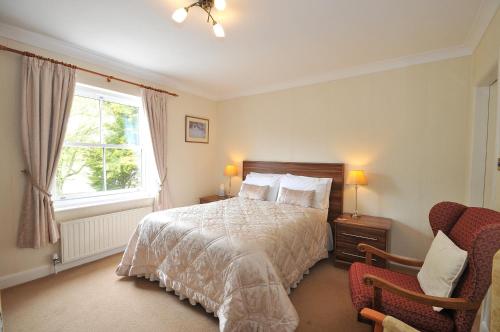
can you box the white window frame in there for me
[54,83,154,208]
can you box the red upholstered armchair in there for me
[348,202,500,332]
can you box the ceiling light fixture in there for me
[214,0,226,11]
[172,0,226,38]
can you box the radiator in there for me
[59,207,152,263]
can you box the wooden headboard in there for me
[242,161,345,222]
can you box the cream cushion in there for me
[277,174,332,209]
[383,316,420,332]
[492,250,500,332]
[238,183,269,201]
[277,187,315,208]
[417,230,468,312]
[243,173,282,201]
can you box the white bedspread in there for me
[116,197,328,331]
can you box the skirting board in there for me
[0,246,125,290]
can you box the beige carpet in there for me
[2,254,370,332]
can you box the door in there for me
[484,81,499,210]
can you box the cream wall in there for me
[215,56,472,260]
[0,37,218,277]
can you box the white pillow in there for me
[241,173,282,201]
[417,230,468,312]
[277,174,332,209]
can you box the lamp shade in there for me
[224,164,238,177]
[346,170,367,185]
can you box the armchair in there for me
[349,202,500,332]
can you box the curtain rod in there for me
[0,44,179,97]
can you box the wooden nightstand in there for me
[333,214,392,268]
[199,195,231,204]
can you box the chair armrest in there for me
[357,243,424,267]
[360,308,385,332]
[363,274,481,310]
[360,308,385,323]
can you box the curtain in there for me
[142,89,171,211]
[17,56,75,248]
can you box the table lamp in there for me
[224,164,238,196]
[346,170,368,218]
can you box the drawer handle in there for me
[341,251,377,262]
[340,232,378,241]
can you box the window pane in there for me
[105,148,141,191]
[65,96,100,144]
[56,147,104,196]
[102,101,139,145]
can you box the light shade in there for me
[214,0,226,11]
[172,7,188,23]
[346,170,368,185]
[224,164,237,176]
[213,22,225,37]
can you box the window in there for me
[55,84,150,202]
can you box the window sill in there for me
[54,192,155,213]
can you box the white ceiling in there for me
[0,0,498,100]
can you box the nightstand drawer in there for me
[335,243,385,267]
[336,224,386,248]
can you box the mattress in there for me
[116,197,329,331]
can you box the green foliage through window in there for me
[56,92,142,198]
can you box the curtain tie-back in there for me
[159,173,168,188]
[21,169,52,199]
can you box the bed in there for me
[116,161,344,331]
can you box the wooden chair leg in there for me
[374,322,383,332]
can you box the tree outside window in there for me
[56,90,142,199]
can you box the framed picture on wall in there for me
[185,115,209,143]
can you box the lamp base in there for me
[352,211,361,219]
[226,176,232,197]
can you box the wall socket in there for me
[51,253,61,274]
